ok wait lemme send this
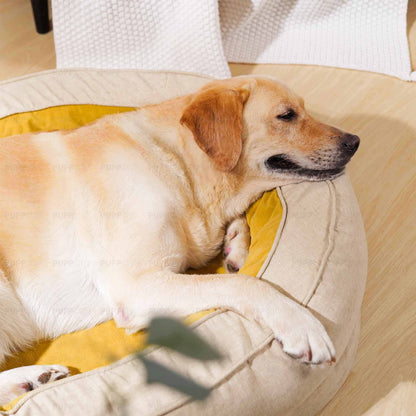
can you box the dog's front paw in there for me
[223,217,250,273]
[268,301,336,365]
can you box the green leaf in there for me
[141,357,211,401]
[147,316,223,361]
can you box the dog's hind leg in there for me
[0,273,69,405]
[0,365,70,404]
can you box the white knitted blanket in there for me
[52,0,414,81]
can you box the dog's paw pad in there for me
[41,365,70,383]
[27,365,70,388]
[37,372,52,384]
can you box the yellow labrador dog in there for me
[0,76,359,402]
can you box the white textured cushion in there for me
[0,69,367,416]
[51,0,413,80]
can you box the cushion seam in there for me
[302,180,337,306]
[1,310,226,414]
[153,334,276,416]
[0,68,213,88]
[3,326,275,416]
[156,314,361,416]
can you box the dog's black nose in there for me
[341,134,360,155]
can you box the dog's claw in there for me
[304,349,312,362]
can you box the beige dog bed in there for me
[0,69,367,416]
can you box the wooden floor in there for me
[0,1,415,415]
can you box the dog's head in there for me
[180,76,359,182]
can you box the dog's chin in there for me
[265,155,346,181]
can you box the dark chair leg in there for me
[30,0,50,34]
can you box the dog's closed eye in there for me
[277,109,296,121]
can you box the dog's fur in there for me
[0,76,359,402]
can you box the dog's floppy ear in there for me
[180,85,250,172]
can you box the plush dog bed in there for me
[0,69,367,416]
